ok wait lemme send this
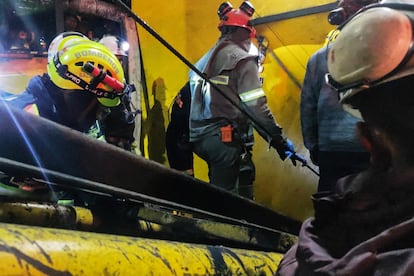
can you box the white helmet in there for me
[98,35,128,57]
[47,31,89,65]
[326,2,414,117]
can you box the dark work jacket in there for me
[165,82,193,170]
[300,46,365,152]
[167,82,191,146]
[0,74,135,143]
[189,37,282,144]
[277,168,414,275]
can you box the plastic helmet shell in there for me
[218,9,256,37]
[328,7,412,97]
[47,40,125,107]
[47,32,89,65]
[99,35,127,57]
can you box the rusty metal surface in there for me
[0,197,296,252]
[62,0,127,22]
[0,202,96,230]
[136,204,298,253]
[0,103,301,235]
[0,222,283,275]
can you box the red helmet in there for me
[218,1,256,38]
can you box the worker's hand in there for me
[272,137,294,165]
[283,139,296,165]
[106,136,132,151]
[284,139,302,166]
[273,138,307,167]
[102,100,135,152]
[290,152,307,167]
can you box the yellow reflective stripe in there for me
[210,75,229,85]
[239,88,265,102]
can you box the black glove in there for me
[290,151,307,167]
[101,100,135,150]
[106,136,132,151]
[310,145,319,166]
[272,137,298,166]
[271,136,288,160]
[272,137,308,167]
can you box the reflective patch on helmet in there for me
[210,75,229,85]
[239,88,265,102]
[74,50,119,75]
[23,104,39,116]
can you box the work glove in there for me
[102,100,135,152]
[105,136,132,151]
[272,137,307,167]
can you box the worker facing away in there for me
[189,1,303,198]
[300,0,376,192]
[277,1,414,274]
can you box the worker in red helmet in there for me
[188,1,300,199]
[217,1,256,38]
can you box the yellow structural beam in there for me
[0,223,283,275]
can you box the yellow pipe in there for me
[0,222,283,275]
[0,202,94,230]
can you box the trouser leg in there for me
[238,148,255,200]
[193,135,242,193]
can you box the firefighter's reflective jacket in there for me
[189,38,283,143]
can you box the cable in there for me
[111,0,319,176]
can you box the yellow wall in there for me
[133,0,335,221]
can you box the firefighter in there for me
[1,32,135,150]
[277,1,414,274]
[0,32,135,199]
[166,41,265,193]
[189,1,300,198]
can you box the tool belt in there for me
[219,124,254,147]
[220,124,233,142]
